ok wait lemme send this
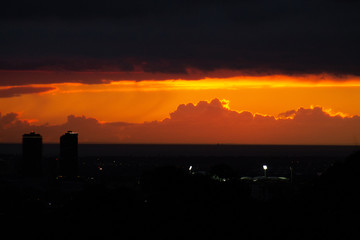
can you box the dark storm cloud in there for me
[0,86,55,98]
[1,0,360,82]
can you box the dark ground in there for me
[1,145,360,239]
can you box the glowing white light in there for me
[263,165,268,170]
[189,166,193,171]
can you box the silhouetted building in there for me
[22,131,42,177]
[60,131,78,178]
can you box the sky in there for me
[1,0,360,144]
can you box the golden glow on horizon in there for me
[311,105,351,118]
[61,75,360,93]
[3,74,360,93]
[1,74,360,126]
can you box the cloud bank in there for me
[0,86,55,98]
[1,0,360,85]
[1,99,359,145]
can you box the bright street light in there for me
[263,165,268,177]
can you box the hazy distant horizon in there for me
[1,143,358,158]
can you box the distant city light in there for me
[263,165,268,177]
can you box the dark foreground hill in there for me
[1,151,360,239]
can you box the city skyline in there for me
[1,2,360,239]
[19,130,79,180]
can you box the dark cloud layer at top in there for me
[1,0,360,80]
[0,86,55,98]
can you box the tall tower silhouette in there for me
[60,131,78,178]
[22,131,42,177]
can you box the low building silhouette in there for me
[60,131,78,178]
[22,131,42,177]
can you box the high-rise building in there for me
[22,131,42,177]
[60,131,78,178]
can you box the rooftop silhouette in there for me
[60,131,78,178]
[22,131,42,177]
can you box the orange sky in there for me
[1,73,360,144]
[1,74,360,124]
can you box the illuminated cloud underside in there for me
[1,99,359,145]
[1,73,360,127]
